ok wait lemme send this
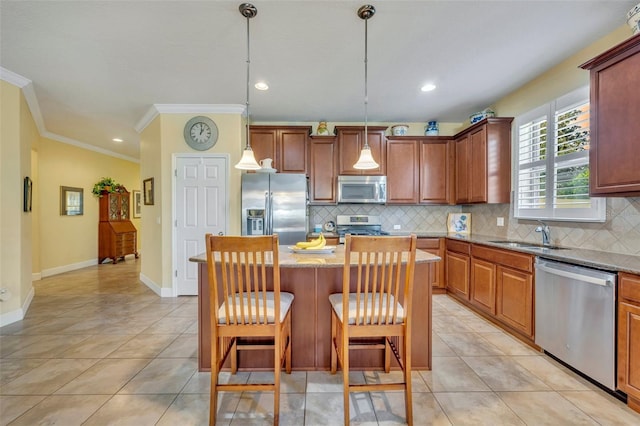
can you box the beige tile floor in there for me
[2,258,640,425]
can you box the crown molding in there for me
[0,67,31,87]
[42,131,139,164]
[1,68,47,135]
[135,104,245,133]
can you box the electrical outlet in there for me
[393,225,401,230]
[497,217,505,227]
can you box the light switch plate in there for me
[497,217,505,226]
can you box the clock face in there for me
[190,122,211,143]
[184,116,218,151]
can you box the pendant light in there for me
[235,3,262,170]
[353,4,379,170]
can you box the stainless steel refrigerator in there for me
[241,173,308,245]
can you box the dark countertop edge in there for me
[443,233,640,275]
[187,232,639,275]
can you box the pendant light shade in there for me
[353,4,379,170]
[353,146,378,170]
[235,3,261,170]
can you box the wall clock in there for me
[184,116,218,151]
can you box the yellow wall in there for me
[0,80,34,317]
[494,25,631,117]
[140,112,243,291]
[37,137,140,274]
[139,116,163,288]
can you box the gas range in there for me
[336,214,389,243]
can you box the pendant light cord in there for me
[364,15,369,149]
[245,11,251,149]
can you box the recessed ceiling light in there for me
[255,81,269,91]
[421,83,436,92]
[112,138,123,142]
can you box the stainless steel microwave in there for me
[337,175,387,204]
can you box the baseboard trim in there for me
[41,259,98,278]
[0,286,34,327]
[139,273,173,297]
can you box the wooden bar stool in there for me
[330,234,417,425]
[205,234,293,426]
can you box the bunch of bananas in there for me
[295,233,326,250]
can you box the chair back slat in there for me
[343,235,417,326]
[206,235,280,326]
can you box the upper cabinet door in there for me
[249,127,277,167]
[453,117,513,204]
[420,138,453,204]
[455,134,470,204]
[250,126,311,174]
[278,128,309,174]
[336,126,387,175]
[580,34,640,196]
[309,136,338,204]
[386,138,419,204]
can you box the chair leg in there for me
[210,337,219,426]
[342,331,350,426]
[404,334,413,426]
[330,312,337,374]
[231,338,238,374]
[274,330,281,426]
[285,314,292,374]
[384,337,391,373]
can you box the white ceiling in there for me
[1,1,635,161]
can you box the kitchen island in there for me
[190,245,440,372]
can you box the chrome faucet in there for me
[535,221,551,246]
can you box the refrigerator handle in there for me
[269,192,274,235]
[264,191,270,235]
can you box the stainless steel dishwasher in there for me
[535,258,617,391]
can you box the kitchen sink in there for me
[487,240,569,250]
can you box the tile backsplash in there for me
[468,197,640,256]
[311,197,640,256]
[310,205,461,233]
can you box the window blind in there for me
[514,87,605,222]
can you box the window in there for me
[514,87,605,222]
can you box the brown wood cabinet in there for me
[420,137,454,204]
[445,241,535,341]
[496,265,534,339]
[618,272,640,412]
[454,117,513,204]
[335,126,387,175]
[250,125,311,174]
[470,257,496,315]
[445,239,471,300]
[418,238,445,293]
[580,34,640,196]
[309,135,338,204]
[386,138,419,204]
[386,136,453,205]
[98,189,138,264]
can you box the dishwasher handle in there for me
[536,263,612,287]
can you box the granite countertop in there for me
[189,244,440,268]
[428,232,639,275]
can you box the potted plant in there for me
[92,177,120,197]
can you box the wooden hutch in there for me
[98,187,138,264]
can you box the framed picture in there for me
[132,190,142,218]
[60,186,84,216]
[143,178,154,205]
[447,213,471,234]
[23,177,32,212]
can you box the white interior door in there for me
[175,155,228,295]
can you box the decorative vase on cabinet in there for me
[98,187,138,264]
